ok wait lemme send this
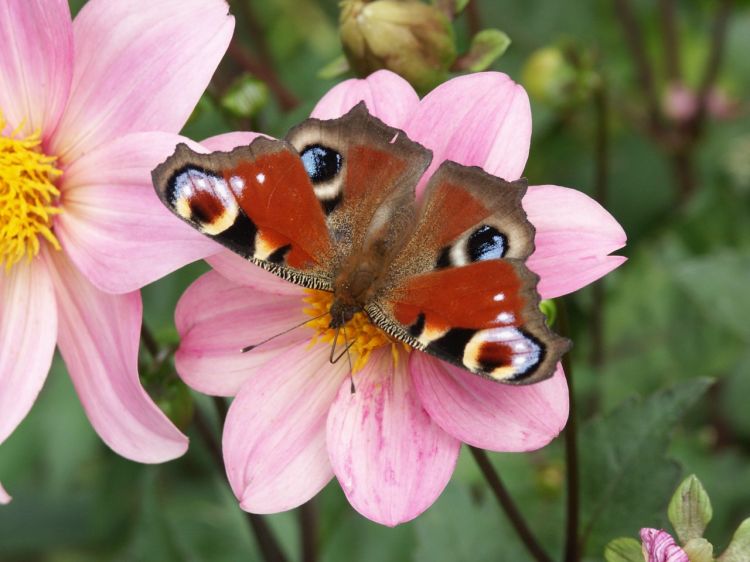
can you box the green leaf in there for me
[719,518,750,562]
[580,378,712,555]
[414,480,527,562]
[318,54,350,79]
[675,253,750,340]
[603,537,644,562]
[454,29,511,72]
[667,474,713,543]
[220,74,270,119]
[431,0,470,17]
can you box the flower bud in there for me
[340,0,456,93]
[667,474,713,544]
[522,47,577,106]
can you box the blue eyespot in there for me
[468,225,506,261]
[300,144,342,184]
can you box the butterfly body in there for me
[152,103,570,384]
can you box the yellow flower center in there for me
[303,290,407,372]
[0,112,62,270]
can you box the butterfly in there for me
[152,102,570,384]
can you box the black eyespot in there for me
[467,225,506,261]
[300,144,342,184]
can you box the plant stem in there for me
[658,0,681,81]
[194,404,289,562]
[558,301,580,562]
[140,324,160,359]
[469,446,553,562]
[589,83,609,372]
[297,500,318,562]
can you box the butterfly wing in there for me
[368,161,570,384]
[152,103,431,291]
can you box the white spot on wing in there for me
[256,172,266,184]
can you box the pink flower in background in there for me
[640,529,690,562]
[175,70,627,525]
[0,0,235,500]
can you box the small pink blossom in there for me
[174,70,627,525]
[0,0,236,500]
[640,529,690,562]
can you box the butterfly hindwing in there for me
[152,138,334,289]
[369,161,570,384]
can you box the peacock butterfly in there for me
[151,103,570,384]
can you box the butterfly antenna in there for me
[241,311,327,353]
[342,324,356,394]
[329,324,355,365]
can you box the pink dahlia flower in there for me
[174,70,627,525]
[0,0,236,499]
[640,529,690,562]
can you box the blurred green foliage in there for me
[2,1,750,561]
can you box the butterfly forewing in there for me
[152,138,334,290]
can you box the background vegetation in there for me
[1,1,748,560]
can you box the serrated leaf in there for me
[604,537,644,562]
[683,538,714,562]
[719,518,750,562]
[220,74,269,119]
[318,54,350,79]
[454,29,511,72]
[580,379,712,555]
[668,474,713,543]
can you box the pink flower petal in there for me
[411,353,568,452]
[223,342,347,513]
[0,482,10,505]
[175,271,308,396]
[206,250,302,296]
[199,131,264,152]
[50,0,233,163]
[327,349,460,526]
[0,0,72,137]
[311,70,420,128]
[46,250,187,463]
[524,185,627,299]
[404,72,531,195]
[56,132,221,293]
[640,529,690,562]
[0,259,56,446]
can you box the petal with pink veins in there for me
[56,132,222,294]
[46,250,187,463]
[411,353,569,452]
[0,0,72,137]
[0,259,57,446]
[206,251,302,295]
[175,271,309,396]
[327,349,460,526]
[311,70,420,128]
[404,73,531,195]
[51,0,233,162]
[0,482,10,505]
[223,342,347,513]
[524,185,627,299]
[640,529,690,562]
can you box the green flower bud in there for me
[340,0,456,93]
[521,46,577,106]
[667,474,713,544]
[683,538,714,562]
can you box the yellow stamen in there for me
[0,112,62,270]
[303,290,408,372]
